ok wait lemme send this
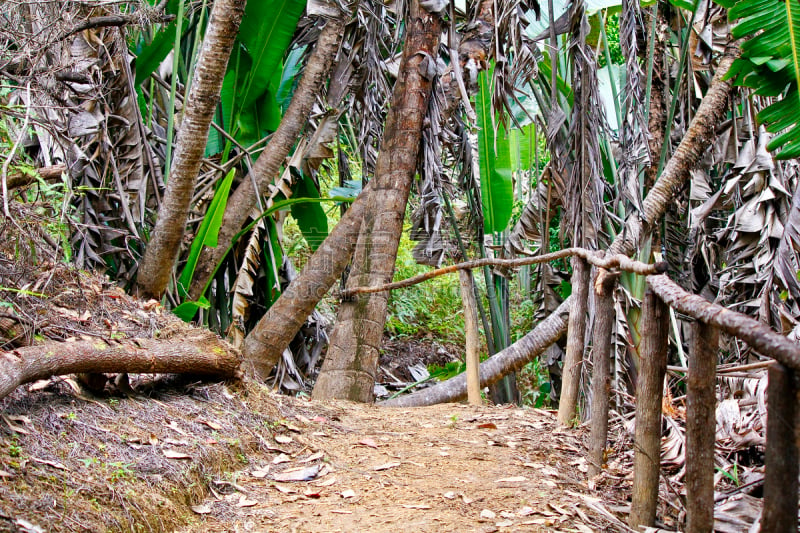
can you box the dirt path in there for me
[1,383,637,532]
[182,399,628,533]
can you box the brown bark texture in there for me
[761,363,800,533]
[136,0,245,299]
[588,273,617,477]
[242,185,368,379]
[685,320,718,533]
[647,275,800,371]
[187,14,346,301]
[0,331,240,401]
[629,288,669,529]
[557,257,590,426]
[380,299,570,407]
[459,269,481,405]
[311,2,443,402]
[608,43,739,258]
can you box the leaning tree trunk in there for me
[242,184,369,378]
[0,331,240,401]
[135,0,246,299]
[311,1,443,402]
[240,1,497,381]
[385,43,739,408]
[187,11,348,301]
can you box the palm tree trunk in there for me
[312,1,443,402]
[135,0,246,299]
[187,12,347,301]
[242,184,369,379]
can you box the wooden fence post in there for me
[589,271,618,477]
[686,320,718,533]
[558,257,590,426]
[761,362,799,532]
[629,288,669,528]
[458,269,482,406]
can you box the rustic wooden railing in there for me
[347,248,798,531]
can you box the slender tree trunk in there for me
[0,331,240,401]
[187,13,347,301]
[685,320,718,533]
[588,272,617,477]
[761,363,800,532]
[459,269,482,405]
[136,0,246,299]
[630,288,669,528]
[557,257,589,425]
[242,185,368,378]
[311,1,443,402]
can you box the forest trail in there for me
[178,397,630,533]
[0,382,636,533]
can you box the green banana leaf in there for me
[238,0,307,109]
[177,168,236,299]
[289,167,329,252]
[134,0,185,86]
[476,68,514,234]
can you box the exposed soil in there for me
[1,380,644,533]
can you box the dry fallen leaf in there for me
[236,495,258,508]
[313,476,338,487]
[496,520,513,527]
[330,510,352,514]
[191,504,212,514]
[199,419,222,431]
[443,491,456,499]
[477,422,497,429]
[495,476,527,483]
[402,504,432,510]
[272,484,297,494]
[341,489,356,499]
[251,469,269,479]
[275,435,293,445]
[272,453,291,464]
[298,451,324,463]
[357,438,379,448]
[272,464,320,482]
[373,462,401,471]
[162,449,191,460]
[480,509,496,519]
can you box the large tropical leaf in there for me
[290,168,329,252]
[237,0,307,109]
[177,168,236,299]
[133,0,186,86]
[725,0,800,159]
[476,68,514,234]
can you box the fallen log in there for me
[0,330,241,401]
[380,299,570,407]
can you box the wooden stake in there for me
[685,320,718,533]
[588,272,617,477]
[761,363,799,532]
[557,257,589,426]
[459,269,482,405]
[630,288,669,528]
